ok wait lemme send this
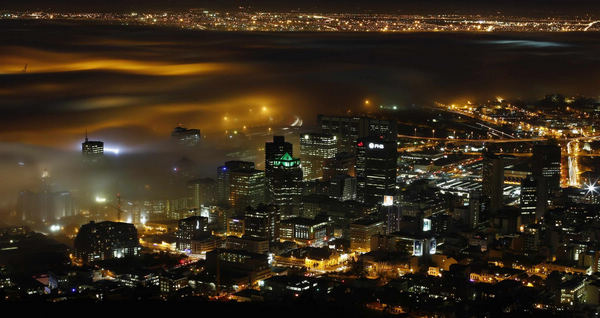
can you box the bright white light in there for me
[95,196,106,203]
[49,224,61,232]
[104,147,120,155]
[382,195,393,206]
[585,181,598,195]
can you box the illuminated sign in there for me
[368,142,384,149]
[382,195,393,206]
[429,238,437,254]
[357,141,364,147]
[423,218,432,232]
[413,240,423,256]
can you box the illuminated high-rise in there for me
[299,132,337,180]
[81,132,104,162]
[318,115,398,153]
[216,161,255,206]
[229,168,266,211]
[520,175,547,224]
[270,153,303,216]
[265,136,293,201]
[355,137,398,205]
[532,143,561,194]
[244,204,281,242]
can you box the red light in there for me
[357,142,364,147]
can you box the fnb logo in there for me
[368,142,384,149]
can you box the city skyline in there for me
[2,0,600,314]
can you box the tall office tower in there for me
[74,221,141,263]
[270,153,303,216]
[265,136,293,197]
[532,143,562,194]
[355,137,398,205]
[380,195,401,234]
[482,152,505,214]
[318,115,398,153]
[171,125,201,147]
[229,168,266,211]
[323,152,356,180]
[244,204,281,242]
[175,216,208,251]
[187,178,216,209]
[520,175,547,224]
[299,132,337,180]
[216,161,255,206]
[81,132,104,163]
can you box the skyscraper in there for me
[244,204,281,242]
[265,135,293,175]
[532,143,561,194]
[229,168,266,211]
[216,161,255,206]
[270,153,303,216]
[520,175,547,224]
[482,152,504,214]
[299,132,337,180]
[318,115,398,153]
[355,137,398,205]
[81,132,104,163]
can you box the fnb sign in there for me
[368,142,384,149]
